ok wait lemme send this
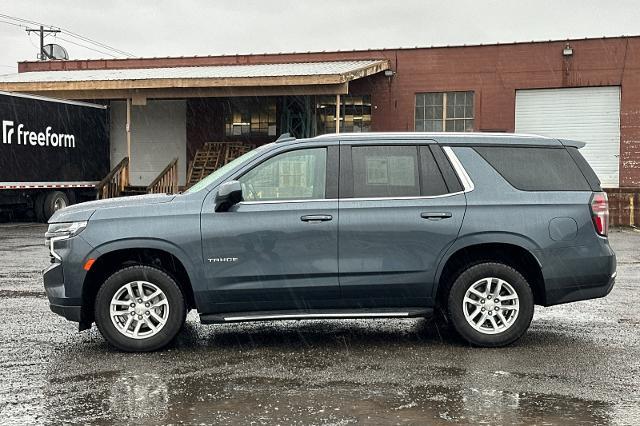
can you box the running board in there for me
[200,308,433,324]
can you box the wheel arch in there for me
[434,233,546,307]
[81,239,200,326]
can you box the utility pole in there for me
[25,26,61,60]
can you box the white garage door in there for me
[110,100,187,187]
[515,86,620,188]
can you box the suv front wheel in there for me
[95,265,186,352]
[447,262,534,347]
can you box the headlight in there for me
[45,221,88,239]
[45,221,87,261]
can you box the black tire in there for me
[34,192,46,223]
[95,265,186,352]
[43,191,69,221]
[447,262,534,347]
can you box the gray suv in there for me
[43,133,616,351]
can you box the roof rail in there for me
[276,133,296,143]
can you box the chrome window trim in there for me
[442,146,475,192]
[238,191,467,205]
[236,145,474,205]
[239,198,331,205]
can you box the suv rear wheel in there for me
[95,265,186,352]
[447,262,534,347]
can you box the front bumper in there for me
[43,261,82,323]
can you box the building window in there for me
[224,98,277,137]
[415,91,474,132]
[316,95,372,134]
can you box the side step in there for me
[200,307,433,324]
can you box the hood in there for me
[49,193,176,223]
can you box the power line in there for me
[0,13,135,58]
[59,28,134,57]
[0,19,27,29]
[56,36,118,58]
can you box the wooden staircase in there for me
[97,157,179,199]
[120,186,147,197]
[186,142,255,188]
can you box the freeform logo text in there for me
[2,120,76,148]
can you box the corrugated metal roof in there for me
[0,60,386,83]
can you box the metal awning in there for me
[0,60,389,99]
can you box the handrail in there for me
[147,157,178,194]
[96,157,129,199]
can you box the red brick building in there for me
[1,35,638,222]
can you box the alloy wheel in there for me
[462,277,520,335]
[109,281,170,339]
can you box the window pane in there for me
[352,146,420,197]
[317,95,371,135]
[445,120,455,132]
[474,147,590,191]
[225,98,277,137]
[415,106,424,121]
[446,102,455,119]
[420,146,449,196]
[239,148,326,201]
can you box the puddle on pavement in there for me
[35,372,634,425]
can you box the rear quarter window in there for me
[474,146,591,191]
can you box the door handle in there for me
[301,214,333,222]
[421,212,452,220]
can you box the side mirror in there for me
[214,180,243,212]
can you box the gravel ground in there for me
[0,223,638,425]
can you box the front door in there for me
[200,146,340,313]
[338,142,467,308]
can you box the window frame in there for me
[233,145,338,204]
[414,91,475,132]
[339,141,465,200]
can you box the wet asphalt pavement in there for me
[0,223,638,425]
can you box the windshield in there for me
[185,144,272,193]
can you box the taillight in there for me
[590,192,609,237]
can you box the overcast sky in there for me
[1,0,639,73]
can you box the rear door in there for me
[338,140,467,307]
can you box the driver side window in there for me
[239,148,327,201]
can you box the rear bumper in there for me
[544,271,616,306]
[539,240,616,306]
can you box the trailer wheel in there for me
[43,191,69,221]
[34,193,46,223]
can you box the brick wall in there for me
[606,188,640,227]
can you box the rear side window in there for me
[474,146,590,191]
